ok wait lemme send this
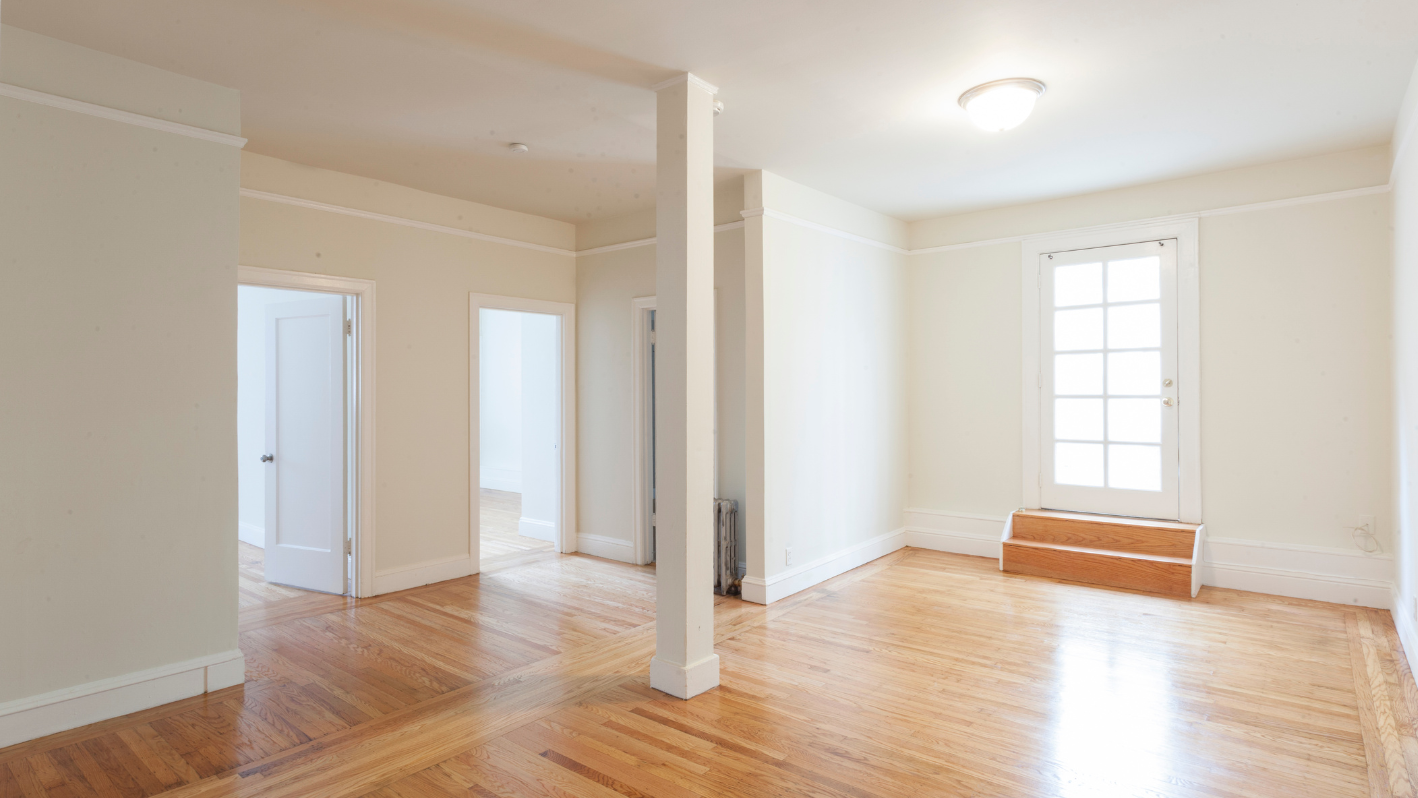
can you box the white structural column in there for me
[649,72,721,699]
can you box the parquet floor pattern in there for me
[4,546,1418,797]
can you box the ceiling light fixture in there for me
[958,78,1046,132]
[509,143,529,154]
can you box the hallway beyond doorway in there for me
[479,487,554,565]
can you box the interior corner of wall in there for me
[744,171,766,209]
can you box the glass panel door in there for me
[1040,240,1179,520]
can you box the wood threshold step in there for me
[1016,509,1199,532]
[1011,510,1196,558]
[1002,538,1193,597]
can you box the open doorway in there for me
[471,294,576,569]
[238,283,356,604]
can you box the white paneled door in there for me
[1040,240,1179,520]
[263,295,348,594]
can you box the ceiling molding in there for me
[911,182,1394,256]
[575,220,745,257]
[0,82,248,148]
[239,188,577,256]
[740,207,910,254]
[650,72,719,95]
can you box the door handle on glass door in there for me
[261,454,275,462]
[1162,397,1175,407]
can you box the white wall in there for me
[0,25,243,739]
[478,309,523,492]
[240,151,577,587]
[237,285,325,546]
[574,184,748,565]
[518,311,561,541]
[908,148,1394,558]
[742,171,910,603]
[1392,58,1418,652]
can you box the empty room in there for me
[2,1,1418,796]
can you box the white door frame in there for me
[1022,218,1201,523]
[631,296,656,565]
[470,294,578,562]
[238,265,378,597]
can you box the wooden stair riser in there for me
[1012,513,1194,558]
[1002,540,1192,597]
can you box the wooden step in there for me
[1012,509,1197,558]
[1002,539,1193,596]
[1002,510,1204,597]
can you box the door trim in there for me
[238,265,377,597]
[469,294,578,563]
[631,296,657,565]
[1021,219,1201,523]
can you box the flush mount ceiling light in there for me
[958,78,1046,132]
[509,142,529,154]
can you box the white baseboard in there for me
[479,467,522,493]
[649,653,720,699]
[518,517,557,543]
[0,649,245,749]
[577,533,635,563]
[904,508,1006,558]
[238,521,264,548]
[1203,536,1392,608]
[372,554,475,595]
[1393,586,1418,674]
[741,527,906,605]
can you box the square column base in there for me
[649,653,720,699]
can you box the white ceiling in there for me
[8,0,1418,223]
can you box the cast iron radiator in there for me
[714,498,740,596]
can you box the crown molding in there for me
[650,72,719,95]
[239,188,577,256]
[0,82,247,148]
[910,182,1393,256]
[574,220,745,257]
[740,207,909,254]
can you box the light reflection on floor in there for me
[1052,625,1175,797]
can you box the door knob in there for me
[261,454,275,462]
[1162,397,1175,407]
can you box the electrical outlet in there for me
[785,547,794,567]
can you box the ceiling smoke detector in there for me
[958,78,1046,132]
[509,143,529,154]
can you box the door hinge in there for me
[345,319,353,336]
[650,512,656,529]
[345,538,352,556]
[649,330,656,345]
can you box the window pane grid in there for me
[1052,254,1163,492]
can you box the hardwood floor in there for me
[237,541,312,609]
[5,546,1418,796]
[480,488,555,563]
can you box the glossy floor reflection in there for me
[1,547,1412,797]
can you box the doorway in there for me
[470,294,577,568]
[237,284,353,599]
[237,266,375,601]
[1022,220,1201,524]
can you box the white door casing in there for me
[1022,218,1201,524]
[263,295,348,594]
